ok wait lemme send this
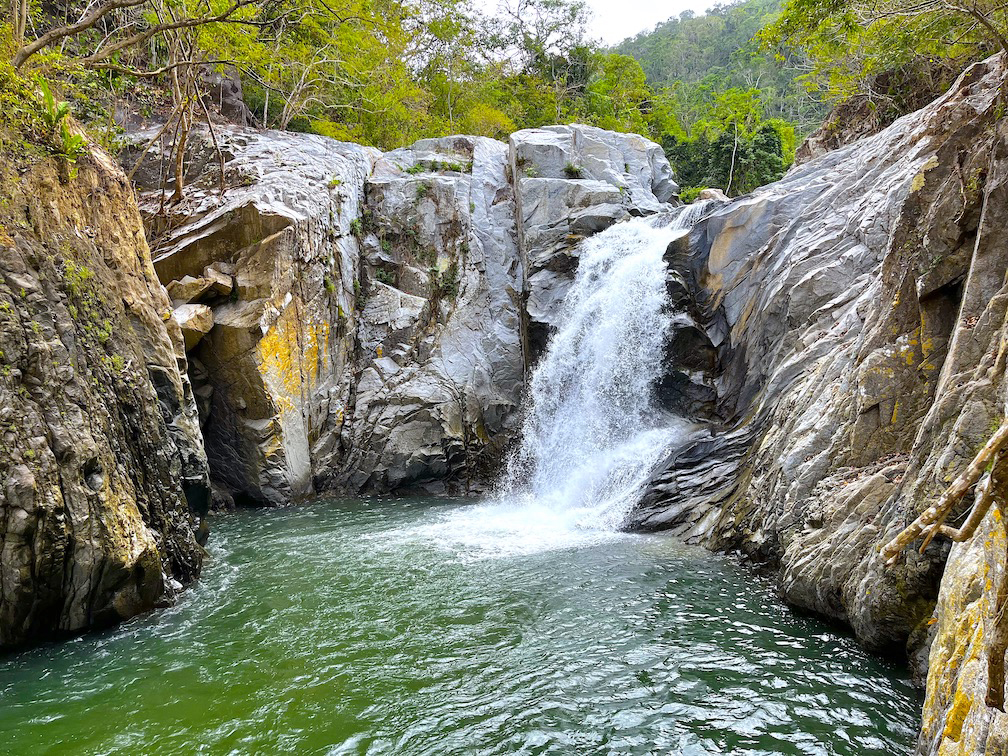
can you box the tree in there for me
[585,53,649,133]
[760,0,1006,107]
[660,87,792,197]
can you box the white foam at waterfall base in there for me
[381,207,707,559]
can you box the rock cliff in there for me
[130,124,676,501]
[0,132,209,648]
[628,55,1008,754]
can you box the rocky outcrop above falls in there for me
[0,137,209,648]
[132,124,677,498]
[509,125,679,362]
[629,55,1008,754]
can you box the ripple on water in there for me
[0,498,920,755]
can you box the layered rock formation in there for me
[129,129,375,505]
[627,55,1008,754]
[0,136,209,648]
[131,124,676,500]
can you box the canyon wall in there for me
[629,55,1008,754]
[0,135,209,648]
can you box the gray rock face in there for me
[0,142,208,649]
[329,136,526,493]
[128,123,678,499]
[128,127,376,505]
[509,125,679,361]
[623,55,1008,754]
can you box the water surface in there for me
[0,498,919,755]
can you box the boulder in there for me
[173,303,214,350]
[331,135,525,493]
[128,126,377,504]
[166,274,214,303]
[697,188,729,202]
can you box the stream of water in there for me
[502,209,706,530]
[0,500,919,755]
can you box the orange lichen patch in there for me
[257,305,304,408]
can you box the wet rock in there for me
[510,124,680,363]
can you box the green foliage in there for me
[563,162,583,178]
[662,94,793,196]
[375,267,396,286]
[616,0,826,135]
[37,78,70,133]
[6,0,816,199]
[759,0,998,111]
[432,260,459,299]
[58,120,86,163]
[62,260,94,298]
[680,186,706,202]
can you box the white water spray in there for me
[498,206,708,531]
[385,204,710,559]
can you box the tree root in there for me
[880,423,1008,565]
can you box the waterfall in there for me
[500,204,710,529]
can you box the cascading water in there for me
[396,204,711,558]
[499,204,710,529]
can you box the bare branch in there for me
[880,422,1008,565]
[14,0,147,67]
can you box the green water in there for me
[0,498,919,754]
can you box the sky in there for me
[472,0,720,47]
[581,0,718,45]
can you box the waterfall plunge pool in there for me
[1,211,921,753]
[0,497,920,754]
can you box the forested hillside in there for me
[615,0,823,134]
[2,0,1005,201]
